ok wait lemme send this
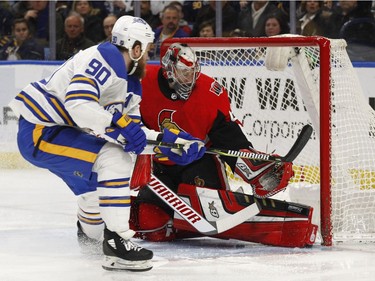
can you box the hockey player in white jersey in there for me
[8,16,205,272]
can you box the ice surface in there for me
[1,168,375,281]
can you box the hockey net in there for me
[162,36,375,246]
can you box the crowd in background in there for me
[0,0,375,61]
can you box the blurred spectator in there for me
[198,20,215,37]
[72,0,105,43]
[229,28,250,37]
[329,0,374,38]
[296,1,326,36]
[104,0,133,17]
[0,18,44,60]
[323,0,334,10]
[150,4,189,59]
[191,1,238,37]
[237,1,279,37]
[328,1,375,61]
[101,14,117,43]
[140,0,162,30]
[169,1,192,35]
[56,1,70,21]
[341,19,375,61]
[56,12,95,60]
[274,1,294,18]
[124,0,162,31]
[150,0,174,16]
[0,1,14,36]
[340,17,375,45]
[182,0,205,24]
[11,0,64,47]
[263,12,290,36]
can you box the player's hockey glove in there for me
[234,148,294,198]
[154,128,206,166]
[110,110,146,154]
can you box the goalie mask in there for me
[161,43,201,100]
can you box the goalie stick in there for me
[147,124,313,163]
[93,124,312,163]
[147,173,260,235]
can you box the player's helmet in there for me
[161,43,201,100]
[111,15,154,61]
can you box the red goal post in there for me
[161,36,375,246]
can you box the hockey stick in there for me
[147,124,313,163]
[147,173,260,235]
[92,124,312,163]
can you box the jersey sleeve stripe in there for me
[70,75,100,97]
[71,75,98,88]
[15,92,53,123]
[30,82,75,125]
[65,91,100,103]
[49,97,75,126]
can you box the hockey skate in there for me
[77,221,102,254]
[102,228,153,272]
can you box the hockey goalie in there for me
[128,43,318,248]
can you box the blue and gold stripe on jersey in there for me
[66,74,100,103]
[77,209,104,225]
[97,178,131,207]
[99,196,131,207]
[14,82,75,126]
[15,91,54,123]
[98,178,130,188]
[32,82,75,125]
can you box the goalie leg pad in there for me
[235,149,294,198]
[173,183,317,247]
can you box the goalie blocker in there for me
[130,183,318,248]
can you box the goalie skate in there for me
[102,228,153,272]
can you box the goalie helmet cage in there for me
[161,36,375,246]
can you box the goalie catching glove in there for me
[154,128,206,166]
[106,109,147,154]
[234,148,294,198]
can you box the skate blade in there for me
[102,256,153,272]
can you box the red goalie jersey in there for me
[140,64,252,169]
[141,64,233,139]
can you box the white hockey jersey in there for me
[9,42,159,141]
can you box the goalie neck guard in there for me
[161,43,201,100]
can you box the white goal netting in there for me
[164,37,375,245]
